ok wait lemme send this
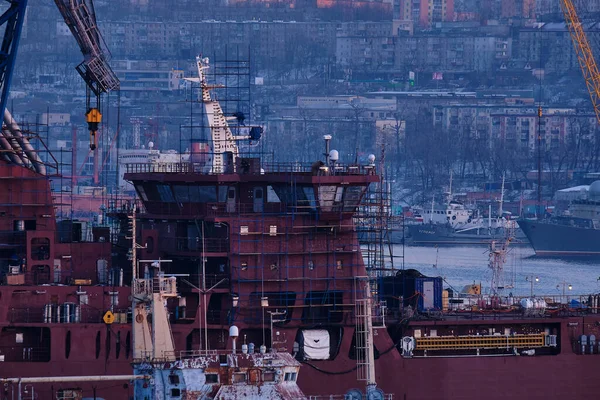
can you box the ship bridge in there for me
[123,158,379,219]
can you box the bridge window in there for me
[271,184,315,209]
[157,184,175,202]
[173,185,217,203]
[135,185,148,201]
[343,186,366,211]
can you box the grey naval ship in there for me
[518,180,600,256]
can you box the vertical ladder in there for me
[355,283,376,386]
[355,296,368,382]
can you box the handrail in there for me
[124,161,376,176]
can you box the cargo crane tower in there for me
[0,0,119,177]
[560,0,600,125]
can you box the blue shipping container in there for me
[415,277,443,311]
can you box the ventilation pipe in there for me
[0,127,25,165]
[4,109,46,174]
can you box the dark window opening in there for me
[343,186,366,212]
[145,236,154,253]
[218,186,228,202]
[95,331,101,359]
[302,291,344,323]
[105,330,111,360]
[31,238,50,260]
[284,372,297,381]
[65,331,71,359]
[271,184,315,209]
[248,291,296,324]
[170,388,181,397]
[183,223,229,253]
[207,293,224,325]
[205,374,218,384]
[24,220,37,230]
[116,331,121,359]
[32,265,51,285]
[125,332,131,359]
[239,329,270,350]
[0,327,51,362]
[168,374,180,385]
[157,184,176,202]
[173,185,217,203]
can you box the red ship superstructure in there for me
[2,55,600,400]
[0,118,132,398]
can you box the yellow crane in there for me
[560,0,600,124]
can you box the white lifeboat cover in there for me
[302,329,330,360]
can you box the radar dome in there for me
[229,325,239,338]
[590,180,600,199]
[329,150,339,162]
[148,141,154,149]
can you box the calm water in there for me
[389,245,600,297]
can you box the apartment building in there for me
[398,0,455,27]
[435,103,598,153]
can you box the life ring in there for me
[452,216,456,220]
[136,314,144,323]
[467,218,472,223]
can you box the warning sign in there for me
[103,311,115,324]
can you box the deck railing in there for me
[125,161,376,176]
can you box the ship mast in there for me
[130,204,176,362]
[187,56,255,174]
[488,239,510,297]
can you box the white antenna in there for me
[430,194,435,223]
[499,172,505,217]
[448,170,453,202]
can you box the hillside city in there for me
[9,0,600,210]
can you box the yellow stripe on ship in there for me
[415,334,546,351]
